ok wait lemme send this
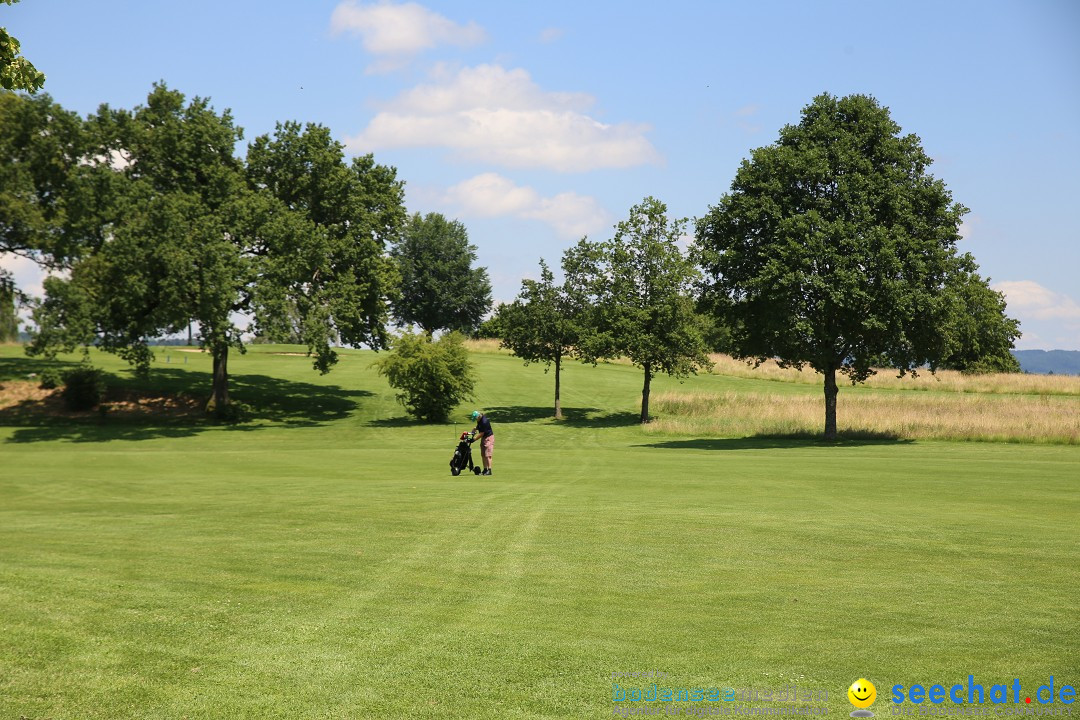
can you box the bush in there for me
[61,365,107,411]
[958,354,1023,375]
[373,330,476,422]
[38,367,63,390]
[472,305,508,339]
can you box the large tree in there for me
[575,197,711,423]
[23,86,405,410]
[390,212,491,334]
[245,120,404,373]
[29,84,250,403]
[696,92,1016,439]
[499,258,582,419]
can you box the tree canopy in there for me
[10,85,405,410]
[0,92,87,267]
[245,120,404,373]
[390,212,492,334]
[695,92,1019,439]
[1,1,45,92]
[939,266,1021,373]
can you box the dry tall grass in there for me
[463,339,508,354]
[647,390,1080,444]
[706,354,1080,396]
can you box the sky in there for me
[3,0,1079,350]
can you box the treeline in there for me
[0,86,491,413]
[0,88,1020,437]
[481,95,1021,437]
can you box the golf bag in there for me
[450,431,482,476]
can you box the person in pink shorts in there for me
[470,410,494,476]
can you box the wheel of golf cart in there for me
[473,466,482,475]
[451,467,460,476]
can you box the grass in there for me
[1,343,1078,718]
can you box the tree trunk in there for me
[640,362,652,424]
[554,353,563,420]
[0,280,17,343]
[823,364,838,440]
[211,344,231,410]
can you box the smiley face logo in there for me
[848,678,877,709]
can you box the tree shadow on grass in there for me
[635,432,915,451]
[366,415,427,428]
[484,405,597,424]
[0,356,81,382]
[366,405,639,428]
[1,361,372,443]
[226,372,372,425]
[485,405,640,428]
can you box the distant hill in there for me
[1012,350,1080,376]
[13,333,192,346]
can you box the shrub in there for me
[61,365,107,411]
[373,330,476,422]
[959,354,1023,375]
[38,367,63,390]
[472,305,507,340]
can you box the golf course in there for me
[1,342,1077,719]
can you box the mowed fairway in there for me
[1,345,1078,719]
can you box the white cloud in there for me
[443,173,611,239]
[538,27,565,44]
[0,254,48,300]
[526,192,612,239]
[346,64,661,172]
[0,254,67,328]
[958,214,982,242]
[993,280,1080,321]
[444,172,537,216]
[385,63,592,114]
[994,280,1080,351]
[330,1,486,73]
[733,104,762,134]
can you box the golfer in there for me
[470,410,494,476]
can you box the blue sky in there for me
[4,0,1079,349]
